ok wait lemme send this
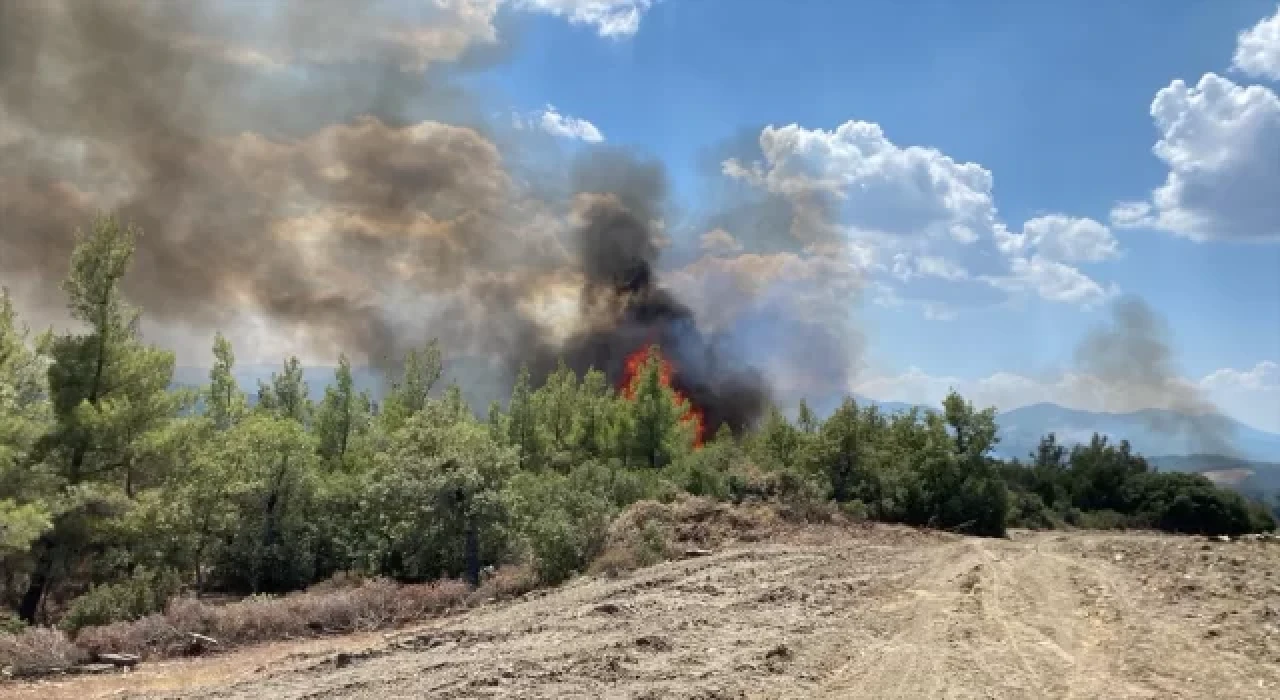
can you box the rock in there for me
[592,602,625,615]
[185,632,220,656]
[684,548,713,558]
[73,663,119,675]
[635,635,671,652]
[765,644,794,661]
[98,653,140,668]
[1214,535,1232,543]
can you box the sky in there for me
[469,0,1280,431]
[2,0,1278,433]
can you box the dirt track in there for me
[12,525,1280,699]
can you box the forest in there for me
[2,215,1275,651]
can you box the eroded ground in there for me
[9,525,1280,699]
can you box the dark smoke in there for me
[527,151,771,433]
[1075,296,1236,456]
[0,1,786,431]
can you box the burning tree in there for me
[620,344,704,467]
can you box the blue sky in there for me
[460,0,1280,430]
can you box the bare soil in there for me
[9,525,1280,699]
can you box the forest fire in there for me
[620,344,706,448]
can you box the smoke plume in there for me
[0,0,836,431]
[1075,296,1236,455]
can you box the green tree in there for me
[507,365,542,470]
[206,332,246,431]
[256,356,310,425]
[314,355,371,465]
[379,340,442,432]
[535,359,578,457]
[796,399,817,434]
[572,368,613,459]
[21,215,179,621]
[625,345,694,468]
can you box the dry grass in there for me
[72,577,473,660]
[0,626,87,677]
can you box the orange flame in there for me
[620,345,705,448]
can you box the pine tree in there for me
[207,332,246,431]
[21,214,179,621]
[315,355,370,464]
[535,359,577,455]
[257,356,310,425]
[380,340,442,431]
[626,345,690,468]
[507,365,541,469]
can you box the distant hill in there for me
[994,402,1280,464]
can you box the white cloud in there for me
[722,121,1000,244]
[1234,4,1280,81]
[699,228,744,256]
[983,254,1116,308]
[513,105,605,142]
[512,0,655,37]
[1201,360,1280,392]
[1113,73,1280,241]
[537,105,604,142]
[723,120,1119,311]
[856,361,1280,433]
[915,255,970,281]
[1001,215,1119,262]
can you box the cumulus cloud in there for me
[722,121,999,245]
[996,215,1119,262]
[721,120,1116,313]
[1234,4,1280,81]
[1201,360,1280,392]
[515,105,605,142]
[982,255,1116,308]
[1113,73,1280,241]
[512,0,656,37]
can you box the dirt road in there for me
[12,526,1280,699]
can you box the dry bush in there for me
[0,626,86,676]
[470,565,536,603]
[72,577,474,660]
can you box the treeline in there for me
[1,215,1273,633]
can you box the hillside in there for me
[11,521,1280,699]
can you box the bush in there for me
[1007,491,1057,530]
[504,471,614,585]
[936,474,1009,537]
[0,626,85,676]
[0,611,26,635]
[73,577,473,658]
[60,567,183,632]
[589,500,677,577]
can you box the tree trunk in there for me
[464,515,480,587]
[17,534,56,623]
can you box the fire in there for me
[620,344,706,448]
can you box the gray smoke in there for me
[0,0,856,430]
[1075,296,1236,456]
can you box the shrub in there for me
[73,577,474,658]
[61,567,183,632]
[0,611,25,635]
[504,471,614,585]
[1007,491,1057,530]
[0,626,85,676]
